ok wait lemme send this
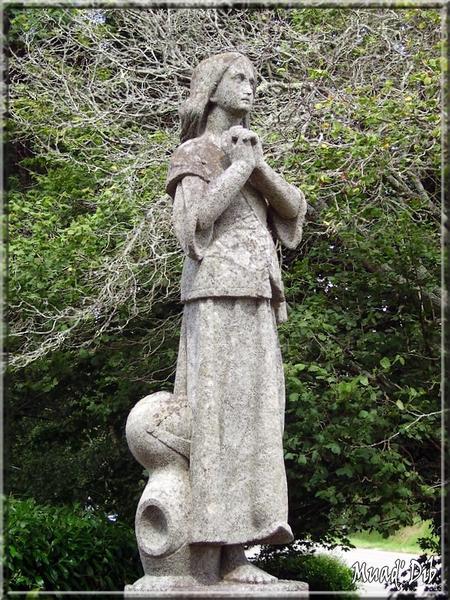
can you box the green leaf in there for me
[380,357,391,370]
[325,442,341,455]
[336,464,354,477]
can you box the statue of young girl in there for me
[166,52,307,585]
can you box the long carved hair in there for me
[179,52,256,143]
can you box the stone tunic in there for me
[166,135,307,546]
[167,137,307,323]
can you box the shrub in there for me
[255,549,358,597]
[4,497,142,591]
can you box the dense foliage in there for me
[255,547,357,596]
[4,497,141,591]
[7,4,441,565]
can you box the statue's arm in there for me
[193,126,264,229]
[249,163,304,220]
[246,137,307,250]
[196,160,253,230]
[172,161,252,260]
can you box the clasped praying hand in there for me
[221,125,265,171]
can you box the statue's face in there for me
[210,56,255,116]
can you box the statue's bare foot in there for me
[221,544,277,585]
[223,563,277,584]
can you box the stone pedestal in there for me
[125,579,309,598]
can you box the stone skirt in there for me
[173,297,293,546]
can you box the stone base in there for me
[124,578,309,598]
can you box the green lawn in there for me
[348,521,437,554]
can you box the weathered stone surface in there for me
[126,393,193,582]
[125,579,309,598]
[125,52,308,594]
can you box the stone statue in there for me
[125,52,308,596]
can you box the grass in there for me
[348,520,437,554]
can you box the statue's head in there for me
[180,52,256,143]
